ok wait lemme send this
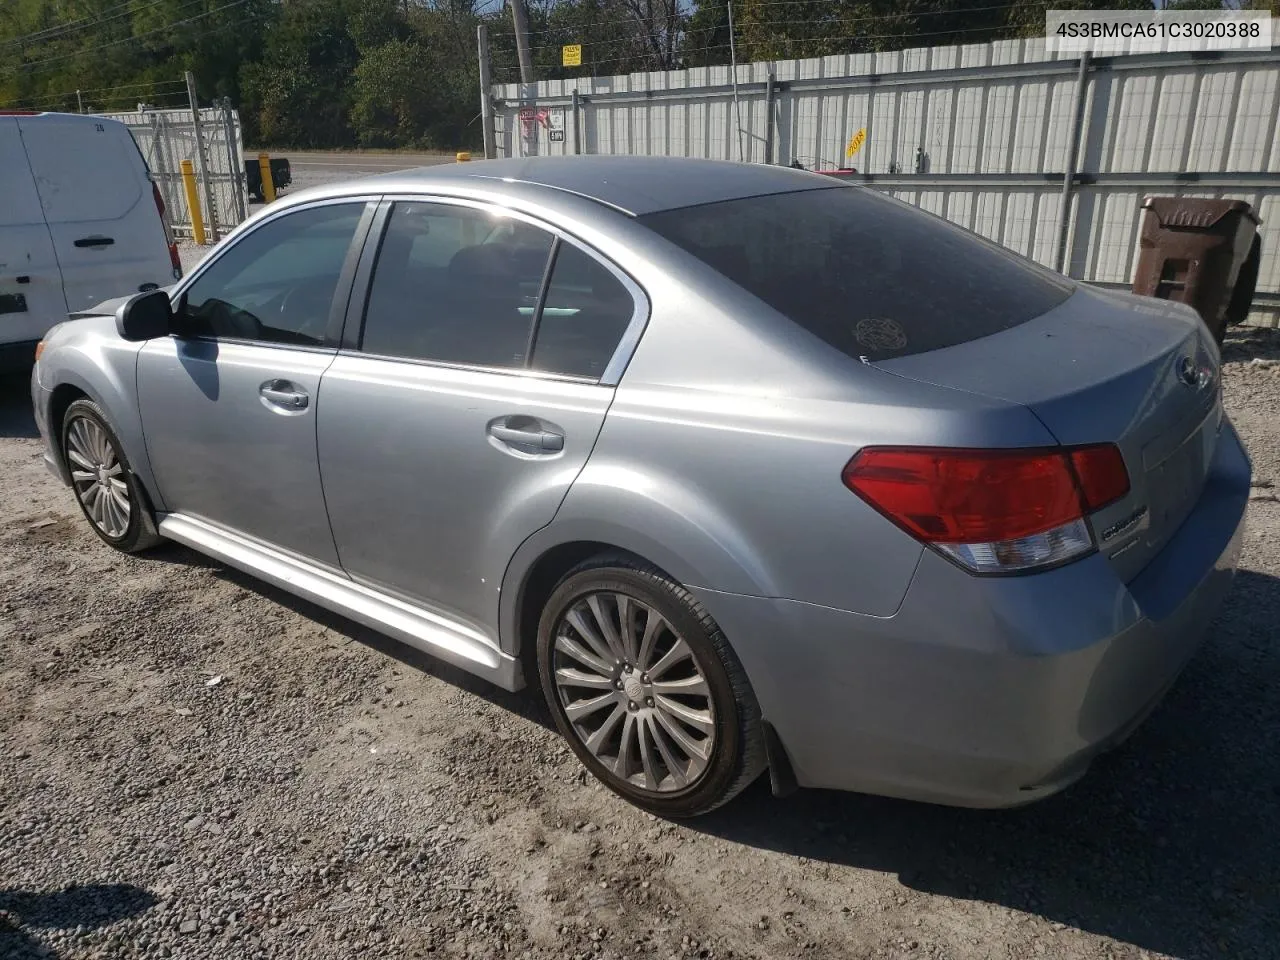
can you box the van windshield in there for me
[638,186,1074,362]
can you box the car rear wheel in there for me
[62,399,161,553]
[536,556,766,817]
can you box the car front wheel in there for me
[61,398,161,553]
[537,556,766,817]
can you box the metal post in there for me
[1054,52,1091,276]
[148,112,175,239]
[185,71,220,242]
[477,24,497,160]
[510,0,534,85]
[764,69,776,165]
[219,98,248,223]
[571,88,581,155]
[181,160,206,245]
[76,89,83,113]
[727,0,744,162]
[258,153,277,204]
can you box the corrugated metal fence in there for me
[99,103,248,242]
[494,40,1280,327]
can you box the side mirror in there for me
[115,289,174,342]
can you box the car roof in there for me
[338,156,839,217]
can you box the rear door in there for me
[18,113,172,313]
[0,116,66,348]
[317,198,644,632]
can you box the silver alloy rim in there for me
[66,416,131,539]
[552,592,716,793]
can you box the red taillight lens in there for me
[1069,444,1130,511]
[153,182,183,279]
[842,444,1129,574]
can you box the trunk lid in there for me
[877,285,1223,582]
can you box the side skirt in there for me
[158,513,522,690]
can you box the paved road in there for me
[282,150,457,193]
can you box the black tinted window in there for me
[532,245,634,379]
[180,203,364,345]
[639,187,1073,362]
[362,202,554,368]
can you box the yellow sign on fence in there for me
[562,44,582,67]
[846,127,866,158]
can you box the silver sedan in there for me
[31,157,1250,816]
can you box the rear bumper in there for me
[694,419,1251,808]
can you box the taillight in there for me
[152,182,183,280]
[841,444,1129,574]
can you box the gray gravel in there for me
[1,327,1279,960]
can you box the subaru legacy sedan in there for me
[31,157,1249,817]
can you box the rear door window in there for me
[531,244,635,379]
[360,201,555,369]
[638,186,1073,362]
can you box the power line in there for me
[0,0,191,51]
[520,1,1022,43]
[0,79,187,109]
[1,0,260,78]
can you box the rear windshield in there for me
[638,186,1074,362]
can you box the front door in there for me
[137,200,372,567]
[317,199,642,632]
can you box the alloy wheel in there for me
[551,591,716,793]
[66,415,131,539]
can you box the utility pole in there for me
[510,0,534,85]
[477,24,498,160]
[185,70,220,242]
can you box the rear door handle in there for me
[489,422,564,452]
[259,380,309,411]
[73,236,115,248]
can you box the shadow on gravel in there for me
[693,568,1280,960]
[0,883,156,958]
[1221,324,1280,364]
[0,369,38,439]
[142,542,557,732]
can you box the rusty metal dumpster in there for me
[1132,197,1261,343]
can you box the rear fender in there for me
[498,473,779,661]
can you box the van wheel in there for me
[61,399,162,553]
[536,556,766,817]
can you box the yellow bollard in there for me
[456,151,471,162]
[258,153,276,204]
[180,159,206,246]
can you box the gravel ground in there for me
[1,328,1278,960]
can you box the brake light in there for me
[152,182,183,280]
[841,444,1129,574]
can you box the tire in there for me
[61,398,162,554]
[536,555,766,817]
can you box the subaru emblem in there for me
[1177,355,1200,387]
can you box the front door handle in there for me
[259,380,309,411]
[488,421,564,452]
[73,236,115,248]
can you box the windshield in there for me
[638,186,1074,362]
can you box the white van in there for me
[1,111,181,371]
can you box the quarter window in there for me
[178,203,365,346]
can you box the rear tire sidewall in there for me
[61,399,154,552]
[536,564,744,818]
